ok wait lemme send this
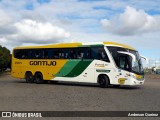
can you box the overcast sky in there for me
[0,0,160,65]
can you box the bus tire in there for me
[35,72,44,84]
[98,75,110,88]
[113,85,120,88]
[25,72,34,83]
[51,81,58,84]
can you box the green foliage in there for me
[0,45,11,71]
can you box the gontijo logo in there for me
[29,61,56,66]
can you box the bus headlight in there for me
[132,74,144,81]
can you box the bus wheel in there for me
[35,72,44,84]
[98,75,110,88]
[25,72,34,83]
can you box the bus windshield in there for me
[107,46,144,75]
[129,50,144,75]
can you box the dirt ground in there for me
[0,72,160,119]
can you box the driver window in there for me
[119,56,131,71]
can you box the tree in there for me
[0,45,11,72]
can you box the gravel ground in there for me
[0,72,160,120]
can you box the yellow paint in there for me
[135,74,143,79]
[11,58,68,80]
[14,42,135,51]
[14,42,82,49]
[103,42,136,50]
[126,73,131,76]
[95,65,105,68]
[118,78,126,84]
[96,66,105,68]
[12,42,82,80]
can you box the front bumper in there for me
[130,78,145,85]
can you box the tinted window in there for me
[13,47,109,62]
[14,49,28,59]
[107,46,133,71]
[91,47,110,62]
[33,49,44,59]
[107,46,128,66]
[119,55,131,71]
[77,47,91,59]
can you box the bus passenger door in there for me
[117,55,131,85]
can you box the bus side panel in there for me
[55,60,116,84]
[77,60,95,83]
[11,58,24,79]
[12,59,68,80]
[52,60,93,82]
[94,60,116,84]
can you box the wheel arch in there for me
[97,74,110,85]
[25,71,34,83]
[25,71,33,77]
[34,71,44,84]
[34,71,43,76]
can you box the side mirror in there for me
[117,51,136,62]
[140,56,149,64]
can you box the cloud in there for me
[101,6,160,35]
[0,0,160,61]
[13,19,70,43]
[0,19,70,48]
[0,9,11,27]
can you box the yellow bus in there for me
[11,42,145,87]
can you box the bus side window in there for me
[69,49,76,59]
[47,49,56,59]
[58,49,65,59]
[86,48,91,59]
[82,48,91,59]
[44,49,49,59]
[98,48,109,61]
[21,50,26,59]
[77,48,84,59]
[28,50,34,59]
[47,49,64,59]
[91,47,99,59]
[54,49,59,59]
[47,49,51,59]
[91,47,110,62]
[14,49,29,59]
[33,49,43,59]
[14,50,19,59]
[98,49,103,59]
[65,49,69,59]
[15,50,20,59]
[59,50,62,58]
[35,51,39,58]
